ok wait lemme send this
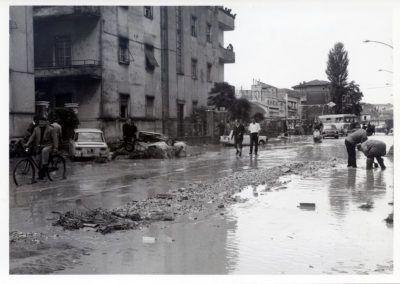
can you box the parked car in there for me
[220,130,268,146]
[322,124,339,139]
[137,131,174,146]
[69,128,109,159]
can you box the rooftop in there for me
[292,80,330,89]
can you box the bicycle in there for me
[13,148,66,186]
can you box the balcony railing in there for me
[33,6,100,19]
[35,59,101,80]
[217,7,235,31]
[218,46,235,64]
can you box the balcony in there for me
[217,8,235,31]
[219,46,235,64]
[35,60,102,80]
[33,6,100,20]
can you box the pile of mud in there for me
[53,159,342,234]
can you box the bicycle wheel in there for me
[47,154,66,181]
[13,159,35,186]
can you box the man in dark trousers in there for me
[248,118,261,155]
[122,118,137,143]
[357,139,386,170]
[231,119,245,156]
[344,128,368,168]
[216,120,226,137]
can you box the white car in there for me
[69,128,109,159]
[220,130,268,146]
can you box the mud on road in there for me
[10,159,342,274]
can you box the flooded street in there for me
[9,134,394,274]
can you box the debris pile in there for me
[53,160,341,234]
[10,231,46,244]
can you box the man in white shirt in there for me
[248,118,261,155]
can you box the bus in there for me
[318,114,357,136]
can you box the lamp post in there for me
[363,40,393,49]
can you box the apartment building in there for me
[10,6,235,141]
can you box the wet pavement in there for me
[9,134,394,274]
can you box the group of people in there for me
[218,118,261,157]
[22,115,62,179]
[345,128,386,170]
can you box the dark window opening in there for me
[146,96,155,118]
[120,93,130,118]
[145,44,159,72]
[191,58,198,79]
[191,15,197,37]
[206,23,212,43]
[144,6,153,19]
[207,63,212,82]
[118,37,130,65]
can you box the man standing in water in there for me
[248,118,261,156]
[231,119,245,156]
[345,128,368,168]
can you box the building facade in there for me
[10,6,235,141]
[9,6,35,139]
[237,81,302,120]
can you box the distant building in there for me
[360,103,393,128]
[10,6,236,141]
[237,81,302,121]
[292,79,331,105]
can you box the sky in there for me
[224,0,395,104]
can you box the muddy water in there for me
[10,135,394,274]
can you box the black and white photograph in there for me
[2,0,399,282]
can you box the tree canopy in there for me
[326,42,349,114]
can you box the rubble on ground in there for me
[53,159,342,234]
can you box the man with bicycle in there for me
[25,116,59,179]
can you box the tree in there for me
[342,81,363,116]
[326,42,349,113]
[207,82,236,109]
[229,98,251,122]
[252,112,265,122]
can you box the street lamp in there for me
[363,40,393,49]
[378,69,393,74]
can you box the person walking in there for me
[248,118,261,155]
[231,119,245,156]
[357,139,386,170]
[344,128,368,168]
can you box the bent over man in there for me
[357,140,386,170]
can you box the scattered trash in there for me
[384,213,393,224]
[359,201,374,209]
[298,203,316,210]
[217,204,225,209]
[142,236,156,244]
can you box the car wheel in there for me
[258,140,266,145]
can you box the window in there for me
[176,7,184,74]
[206,63,212,82]
[118,37,129,65]
[191,59,198,79]
[146,96,155,118]
[191,15,197,37]
[120,94,130,118]
[54,35,71,66]
[144,44,159,72]
[192,100,198,108]
[206,23,212,43]
[144,6,153,19]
